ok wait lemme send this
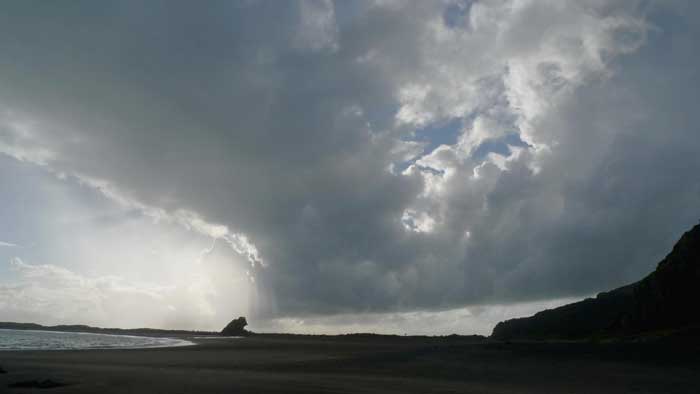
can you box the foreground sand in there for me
[1,335,699,393]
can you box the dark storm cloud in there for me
[0,0,699,322]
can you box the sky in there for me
[0,0,699,335]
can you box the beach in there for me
[1,335,699,393]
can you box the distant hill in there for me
[0,322,218,337]
[492,223,700,341]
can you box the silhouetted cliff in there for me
[492,223,700,340]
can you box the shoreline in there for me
[1,335,698,393]
[0,322,220,338]
[0,328,196,352]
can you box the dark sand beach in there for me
[1,335,699,393]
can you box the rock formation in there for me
[221,316,251,336]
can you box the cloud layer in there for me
[1,0,699,331]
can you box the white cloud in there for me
[401,209,436,233]
[0,111,55,165]
[1,257,247,330]
[3,258,170,327]
[294,0,339,52]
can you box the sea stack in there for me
[221,316,251,336]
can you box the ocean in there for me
[0,329,193,351]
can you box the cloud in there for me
[0,241,18,248]
[2,258,170,327]
[65,172,265,270]
[1,257,246,330]
[295,0,339,52]
[0,0,698,333]
[253,295,585,336]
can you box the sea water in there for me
[0,329,193,351]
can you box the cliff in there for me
[492,223,700,340]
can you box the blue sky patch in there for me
[443,0,474,29]
[472,132,530,160]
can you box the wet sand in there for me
[1,335,699,393]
